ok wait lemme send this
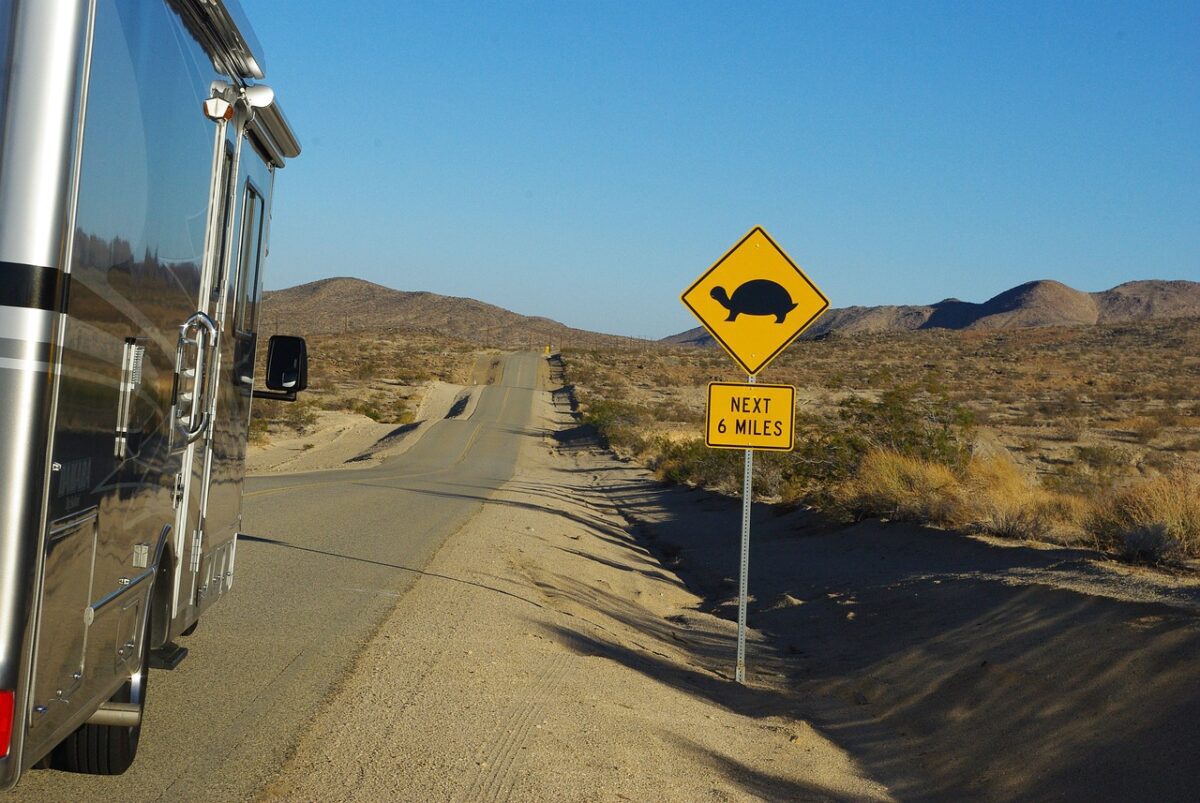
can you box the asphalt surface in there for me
[14,351,542,801]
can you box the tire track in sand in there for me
[455,652,572,803]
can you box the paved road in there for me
[15,352,543,801]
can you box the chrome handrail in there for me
[174,311,218,443]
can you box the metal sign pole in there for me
[735,373,756,684]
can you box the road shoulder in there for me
[261,377,890,802]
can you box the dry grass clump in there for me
[1087,471,1200,562]
[833,451,1088,542]
[839,450,1198,562]
[832,451,960,524]
[955,457,1087,541]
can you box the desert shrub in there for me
[1047,444,1132,495]
[1054,416,1088,442]
[1141,450,1180,474]
[652,438,741,491]
[253,398,314,432]
[1127,416,1163,444]
[831,450,961,523]
[279,399,319,432]
[956,457,1086,541]
[582,398,648,453]
[1087,471,1200,562]
[353,401,382,421]
[650,400,703,424]
[779,387,974,508]
[387,398,415,425]
[835,386,974,467]
[830,451,1090,540]
[249,416,270,446]
[347,394,413,425]
[1164,436,1200,453]
[1074,444,1130,474]
[318,395,352,411]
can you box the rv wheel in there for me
[50,603,151,774]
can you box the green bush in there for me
[651,438,741,490]
[582,398,647,452]
[780,386,974,507]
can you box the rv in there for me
[0,0,306,787]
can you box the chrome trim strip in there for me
[87,569,153,616]
[85,701,140,728]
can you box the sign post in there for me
[736,374,754,683]
[680,226,828,684]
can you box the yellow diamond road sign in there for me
[681,227,829,376]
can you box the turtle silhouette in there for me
[711,280,797,323]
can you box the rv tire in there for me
[49,598,151,774]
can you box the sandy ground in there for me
[261,372,890,802]
[258,357,1200,802]
[247,380,483,475]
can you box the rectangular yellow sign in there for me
[705,382,795,451]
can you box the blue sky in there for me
[248,1,1198,339]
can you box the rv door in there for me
[170,120,238,631]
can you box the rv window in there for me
[235,184,264,333]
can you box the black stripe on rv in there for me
[0,261,69,311]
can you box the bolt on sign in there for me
[706,382,795,451]
[680,226,829,376]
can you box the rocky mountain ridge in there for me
[664,279,1200,346]
[261,277,642,349]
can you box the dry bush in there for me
[833,451,1089,542]
[832,450,961,524]
[956,457,1087,541]
[1087,471,1200,562]
[1055,415,1089,442]
[1127,415,1164,444]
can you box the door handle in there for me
[174,311,218,443]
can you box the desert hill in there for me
[664,279,1200,346]
[260,277,642,350]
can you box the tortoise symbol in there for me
[711,280,797,323]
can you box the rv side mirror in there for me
[254,335,307,401]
